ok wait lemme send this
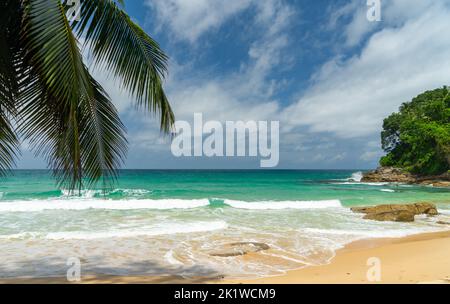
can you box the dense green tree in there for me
[0,0,174,190]
[380,87,450,175]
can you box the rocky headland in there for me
[361,166,450,187]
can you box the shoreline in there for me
[1,230,449,284]
[222,230,450,284]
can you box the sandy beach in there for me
[223,230,450,284]
[1,230,449,284]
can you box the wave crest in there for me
[0,198,210,212]
[223,199,342,210]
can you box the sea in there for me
[0,170,449,279]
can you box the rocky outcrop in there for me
[351,202,438,216]
[351,202,439,222]
[362,167,450,187]
[361,167,416,183]
[363,210,415,222]
[210,242,270,257]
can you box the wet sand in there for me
[1,231,449,284]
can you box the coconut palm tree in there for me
[0,0,174,190]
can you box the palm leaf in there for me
[20,0,126,189]
[0,0,22,175]
[74,0,175,133]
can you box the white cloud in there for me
[146,0,254,42]
[328,0,438,47]
[108,0,450,168]
[145,0,293,123]
[283,1,450,139]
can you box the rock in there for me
[426,181,450,188]
[363,210,415,222]
[210,242,270,257]
[351,202,439,222]
[361,167,416,183]
[362,167,450,187]
[351,202,438,216]
[414,202,439,216]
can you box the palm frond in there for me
[0,115,18,176]
[0,0,22,175]
[20,0,126,189]
[74,0,175,133]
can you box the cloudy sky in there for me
[20,0,450,169]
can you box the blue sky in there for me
[19,0,450,169]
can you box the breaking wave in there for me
[0,198,210,212]
[223,199,342,210]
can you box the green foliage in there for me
[380,87,450,175]
[0,0,174,189]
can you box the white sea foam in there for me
[0,221,228,240]
[110,189,151,195]
[223,199,342,210]
[61,188,151,198]
[334,182,390,186]
[302,227,443,238]
[61,189,101,198]
[380,189,395,193]
[0,198,210,212]
[348,171,363,182]
[164,250,184,266]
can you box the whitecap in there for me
[0,198,210,212]
[223,199,342,210]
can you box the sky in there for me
[19,0,450,169]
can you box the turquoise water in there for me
[1,170,449,205]
[0,170,449,279]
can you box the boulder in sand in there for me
[351,202,438,216]
[351,202,438,222]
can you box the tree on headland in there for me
[380,87,450,175]
[0,0,174,190]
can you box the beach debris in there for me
[351,202,439,222]
[209,242,270,257]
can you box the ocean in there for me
[0,170,449,279]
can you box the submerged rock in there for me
[210,242,270,257]
[351,202,438,222]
